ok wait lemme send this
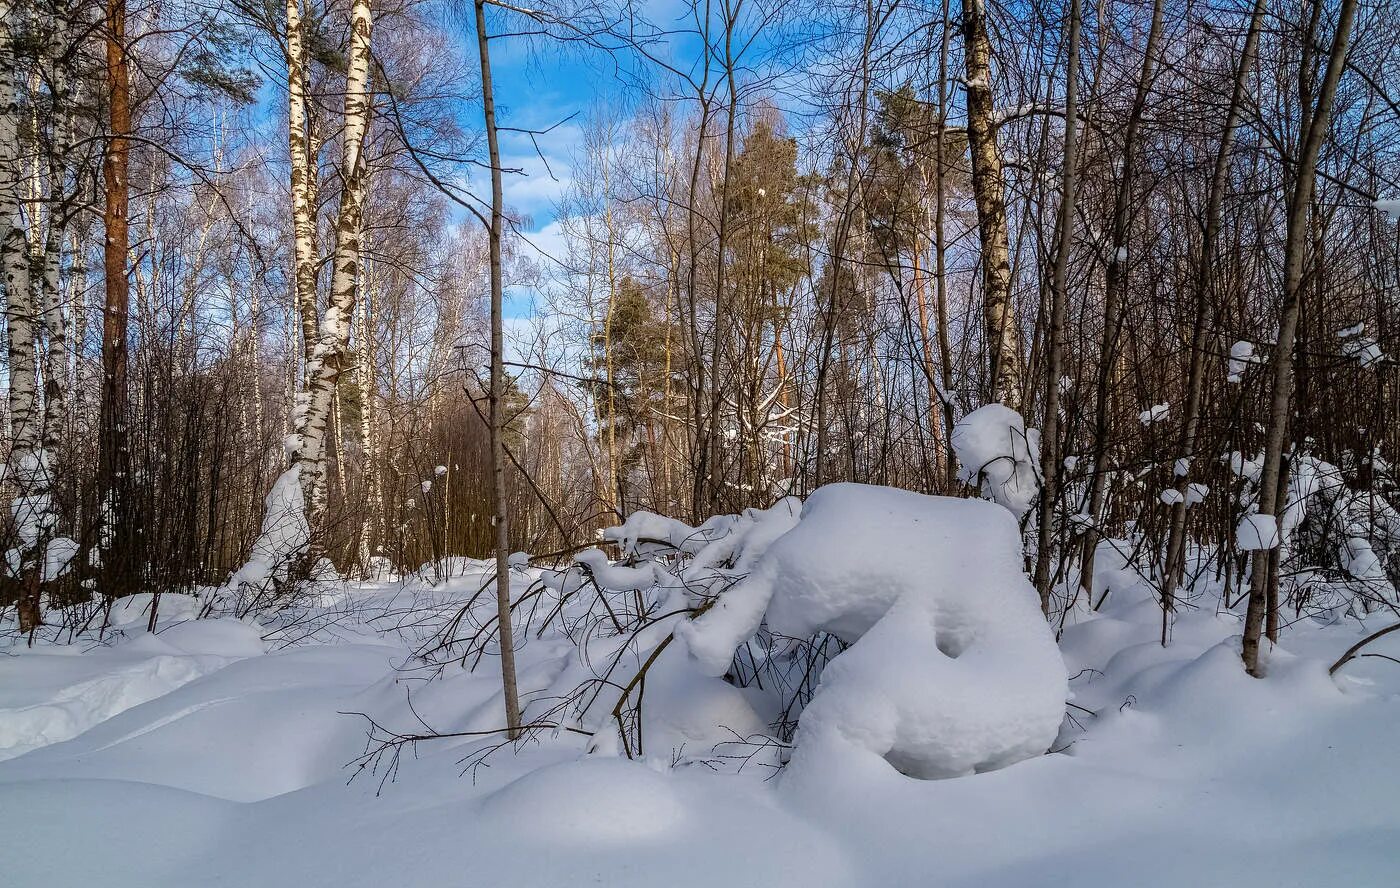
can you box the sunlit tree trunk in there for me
[97,0,134,601]
[474,0,522,738]
[962,0,1021,408]
[292,0,373,531]
[286,0,320,368]
[1,0,45,632]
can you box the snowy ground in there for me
[4,559,1400,886]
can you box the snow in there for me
[1342,336,1384,368]
[1237,512,1280,550]
[950,404,1041,519]
[4,506,1400,886]
[1340,535,1386,585]
[679,485,1066,780]
[0,616,265,761]
[1227,340,1257,383]
[1159,489,1184,505]
[224,466,310,599]
[1137,403,1169,425]
[1335,322,1364,339]
[42,536,78,581]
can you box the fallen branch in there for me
[1328,621,1400,675]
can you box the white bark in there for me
[2,2,43,551]
[292,0,373,529]
[286,0,320,367]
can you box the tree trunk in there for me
[933,0,957,487]
[1241,0,1357,677]
[475,0,522,738]
[1032,0,1083,612]
[1159,0,1268,644]
[286,0,320,367]
[911,247,944,478]
[1,3,44,632]
[292,0,373,535]
[1077,0,1164,607]
[963,0,1021,408]
[97,0,134,602]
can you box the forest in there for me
[2,0,1400,884]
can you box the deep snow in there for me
[4,529,1400,885]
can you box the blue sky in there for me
[479,18,622,320]
[470,0,703,320]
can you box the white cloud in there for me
[518,218,570,269]
[498,123,582,225]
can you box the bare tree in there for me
[1242,0,1359,677]
[474,0,522,737]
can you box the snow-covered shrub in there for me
[951,404,1041,519]
[405,499,808,768]
[408,486,1066,779]
[678,484,1067,780]
[1228,450,1400,616]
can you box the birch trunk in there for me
[356,246,379,573]
[292,0,373,534]
[1,0,45,632]
[963,0,1022,408]
[286,0,320,366]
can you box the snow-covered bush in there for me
[454,485,1065,780]
[677,484,1067,780]
[950,404,1041,519]
[1228,450,1400,616]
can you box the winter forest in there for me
[3,0,1400,883]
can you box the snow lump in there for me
[677,483,1067,782]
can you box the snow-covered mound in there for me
[0,614,266,761]
[679,483,1067,779]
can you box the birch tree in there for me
[1,0,47,632]
[962,0,1022,408]
[291,0,372,531]
[285,0,319,368]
